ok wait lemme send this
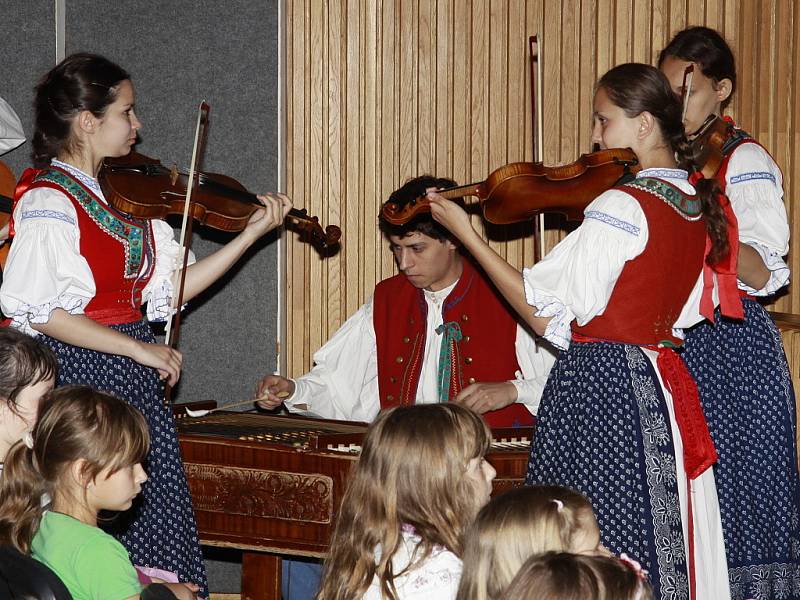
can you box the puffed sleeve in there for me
[725,142,790,295]
[285,296,380,421]
[521,190,648,350]
[141,219,197,321]
[0,187,95,335]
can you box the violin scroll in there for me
[286,208,342,251]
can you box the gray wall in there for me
[0,0,281,406]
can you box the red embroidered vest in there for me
[573,178,707,346]
[22,166,155,325]
[373,258,535,427]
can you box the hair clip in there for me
[619,553,649,582]
[551,499,564,511]
[23,431,34,450]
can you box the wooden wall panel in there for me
[284,0,798,376]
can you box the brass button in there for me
[461,314,469,321]
[463,335,470,342]
[396,356,404,363]
[403,336,410,343]
[390,376,397,383]
[465,357,473,364]
[468,377,476,384]
[409,318,415,325]
[387,395,394,402]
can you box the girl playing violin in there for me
[428,63,737,600]
[0,52,292,595]
[659,27,799,599]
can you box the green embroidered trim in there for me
[36,169,145,278]
[435,321,463,402]
[625,177,702,218]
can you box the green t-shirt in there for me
[31,511,143,600]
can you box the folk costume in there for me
[681,121,800,600]
[283,258,556,426]
[0,160,208,596]
[524,168,735,600]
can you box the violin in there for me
[381,148,640,225]
[0,161,16,268]
[99,152,341,252]
[687,115,733,179]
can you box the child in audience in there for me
[316,403,496,600]
[0,327,57,464]
[457,485,608,600]
[0,385,199,600]
[502,552,653,600]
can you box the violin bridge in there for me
[169,165,179,186]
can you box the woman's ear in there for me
[714,78,733,105]
[638,111,657,140]
[75,109,100,135]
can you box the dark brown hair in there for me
[0,328,57,415]
[32,52,130,167]
[378,175,460,241]
[597,63,729,265]
[658,26,736,110]
[0,385,149,552]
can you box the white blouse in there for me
[0,160,195,335]
[362,529,462,600]
[724,141,790,295]
[284,276,558,422]
[523,168,710,351]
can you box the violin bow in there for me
[680,64,694,127]
[163,100,210,403]
[529,34,545,262]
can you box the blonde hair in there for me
[501,552,653,600]
[0,385,149,552]
[457,485,596,600]
[316,403,492,600]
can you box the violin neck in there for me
[439,183,478,201]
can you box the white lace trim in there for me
[9,294,88,336]
[524,282,573,351]
[145,279,178,322]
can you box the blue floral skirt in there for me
[527,341,691,600]
[682,299,800,600]
[39,320,209,597]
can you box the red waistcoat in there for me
[573,178,707,346]
[373,258,535,427]
[21,166,154,325]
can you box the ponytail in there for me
[0,441,48,553]
[673,132,730,265]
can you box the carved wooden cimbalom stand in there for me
[176,412,531,599]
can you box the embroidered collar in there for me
[51,159,105,199]
[636,167,688,181]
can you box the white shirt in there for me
[522,168,711,350]
[0,160,195,335]
[723,141,790,295]
[285,276,558,422]
[363,528,462,600]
